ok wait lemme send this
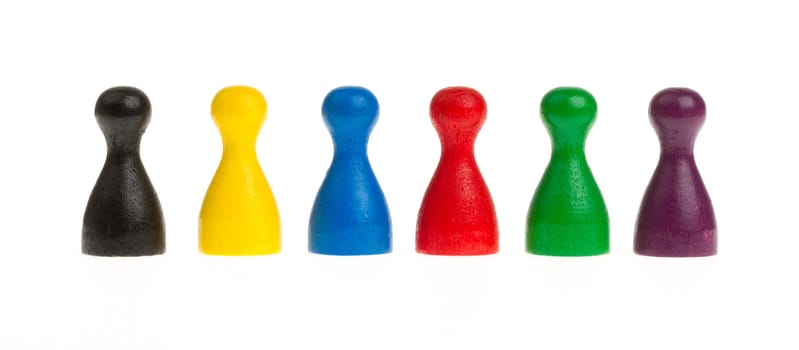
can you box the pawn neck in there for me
[552,140,586,154]
[659,139,697,157]
[659,146,696,161]
[220,138,260,161]
[439,128,477,155]
[547,122,588,152]
[550,132,587,154]
[333,136,369,156]
[105,134,142,155]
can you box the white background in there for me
[1,0,796,349]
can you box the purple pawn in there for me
[634,88,717,257]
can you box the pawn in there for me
[416,87,498,255]
[526,87,609,256]
[309,86,392,255]
[199,86,280,255]
[83,86,165,256]
[635,88,717,257]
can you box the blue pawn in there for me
[309,86,392,255]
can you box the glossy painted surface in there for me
[309,86,392,255]
[199,86,281,255]
[635,88,717,257]
[526,87,609,256]
[83,86,165,256]
[416,87,499,255]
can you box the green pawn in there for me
[526,87,609,256]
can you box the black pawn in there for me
[82,87,165,256]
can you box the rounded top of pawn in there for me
[211,85,267,138]
[430,87,487,135]
[648,88,706,151]
[322,86,379,136]
[649,87,706,123]
[95,86,151,131]
[540,87,597,130]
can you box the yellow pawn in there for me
[199,86,281,255]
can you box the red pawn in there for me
[416,87,499,255]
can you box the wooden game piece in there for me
[526,87,609,256]
[83,86,166,256]
[199,86,280,255]
[416,87,499,255]
[634,87,717,257]
[308,86,392,255]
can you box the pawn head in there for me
[211,86,267,140]
[322,86,379,139]
[649,88,706,143]
[540,87,597,132]
[430,87,487,137]
[95,86,152,140]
